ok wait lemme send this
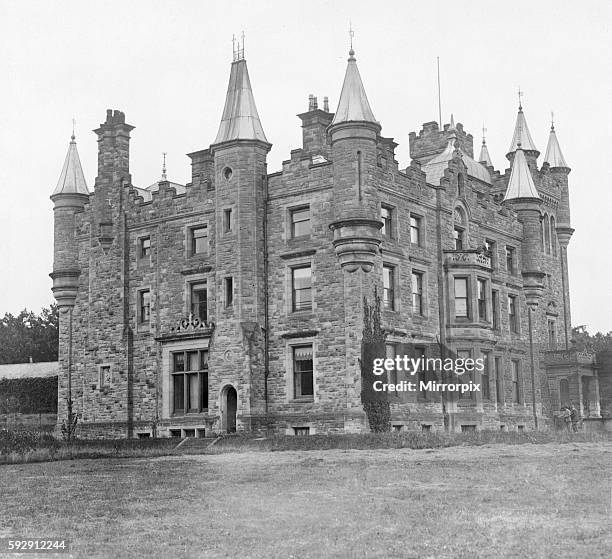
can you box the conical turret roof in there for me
[544,124,569,168]
[52,133,89,197]
[214,57,268,144]
[507,105,538,155]
[479,140,493,167]
[331,49,378,126]
[503,145,540,201]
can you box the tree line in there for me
[0,305,59,364]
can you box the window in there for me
[477,279,487,321]
[139,237,151,259]
[293,345,314,398]
[410,215,422,245]
[139,290,150,324]
[461,424,476,432]
[484,239,496,269]
[543,215,551,255]
[508,295,518,333]
[506,246,515,274]
[190,225,208,255]
[386,344,397,385]
[492,290,500,329]
[456,350,474,399]
[421,424,432,432]
[481,351,491,400]
[454,277,469,319]
[225,277,234,308]
[99,365,111,388]
[293,427,310,436]
[414,346,429,401]
[494,356,503,404]
[381,205,393,238]
[171,349,209,414]
[383,265,395,310]
[453,227,464,250]
[511,360,521,403]
[290,206,311,238]
[411,271,424,315]
[548,319,556,349]
[550,216,557,256]
[190,282,207,321]
[292,266,312,311]
[223,208,233,233]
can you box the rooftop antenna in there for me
[161,152,167,181]
[436,57,442,130]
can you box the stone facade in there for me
[50,49,597,439]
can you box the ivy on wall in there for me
[360,290,391,432]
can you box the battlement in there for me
[409,120,475,164]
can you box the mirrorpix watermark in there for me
[370,342,483,394]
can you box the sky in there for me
[0,0,610,332]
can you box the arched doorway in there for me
[222,385,237,433]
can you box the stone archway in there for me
[221,385,237,434]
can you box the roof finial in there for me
[518,87,523,111]
[482,124,487,145]
[232,32,245,62]
[71,118,76,141]
[161,152,167,181]
[551,110,555,130]
[348,22,355,59]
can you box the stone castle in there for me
[50,43,601,438]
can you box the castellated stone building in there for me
[50,45,601,438]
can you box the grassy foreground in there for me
[1,441,611,558]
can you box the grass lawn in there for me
[0,442,611,558]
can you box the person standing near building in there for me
[569,402,580,432]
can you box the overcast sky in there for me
[1,0,610,333]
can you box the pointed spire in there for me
[214,41,268,145]
[52,131,89,197]
[331,47,378,126]
[544,118,569,168]
[479,125,493,167]
[503,144,540,201]
[507,95,538,155]
[449,113,456,131]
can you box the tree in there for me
[0,305,58,364]
[571,326,612,353]
[360,289,391,432]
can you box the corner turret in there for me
[328,47,382,273]
[50,132,89,307]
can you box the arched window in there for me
[453,207,466,250]
[543,214,551,255]
[550,216,557,256]
[559,379,570,409]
